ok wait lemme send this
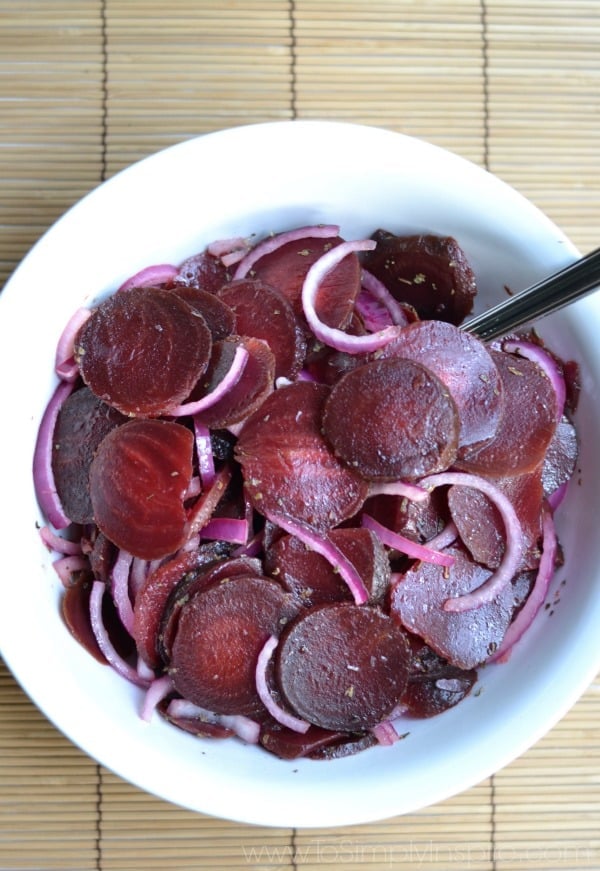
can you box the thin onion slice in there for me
[372,720,401,746]
[140,675,173,722]
[194,419,216,488]
[111,549,135,636]
[55,307,91,381]
[256,635,310,734]
[166,699,260,744]
[168,345,248,416]
[503,338,566,422]
[118,263,178,292]
[89,581,151,688]
[361,268,411,326]
[425,521,459,552]
[33,380,76,530]
[419,472,524,612]
[488,504,557,663]
[301,240,403,354]
[53,555,90,587]
[40,525,82,556]
[265,512,369,605]
[368,480,429,503]
[361,513,455,568]
[233,224,340,280]
[200,517,249,545]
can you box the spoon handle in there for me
[462,246,600,341]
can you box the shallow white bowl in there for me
[1,121,599,829]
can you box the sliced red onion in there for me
[166,699,260,744]
[264,512,369,605]
[118,263,178,292]
[503,338,566,422]
[361,268,411,326]
[355,289,393,332]
[200,517,249,545]
[361,514,455,568]
[547,480,568,512]
[231,530,264,558]
[302,240,403,354]
[256,636,310,734]
[194,419,216,489]
[140,675,173,722]
[168,345,248,416]
[233,224,340,280]
[368,479,429,503]
[419,472,524,612]
[185,476,202,500]
[52,555,90,587]
[110,549,135,636]
[207,236,250,266]
[372,720,401,746]
[55,307,91,381]
[184,465,232,541]
[40,525,82,556]
[89,581,151,688]
[137,656,156,682]
[33,379,75,530]
[488,505,557,663]
[425,521,459,552]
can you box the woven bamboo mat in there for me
[1,1,599,869]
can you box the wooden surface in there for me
[1,1,600,868]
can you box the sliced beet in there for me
[170,286,235,340]
[260,724,350,760]
[174,249,230,293]
[51,387,128,525]
[62,572,135,665]
[87,530,117,583]
[361,231,477,324]
[158,555,264,665]
[192,335,275,429]
[402,643,477,718]
[265,527,390,608]
[235,381,369,531]
[89,419,194,561]
[380,320,504,455]
[389,547,534,669]
[542,418,578,497]
[133,543,232,668]
[322,357,459,480]
[448,469,544,571]
[457,349,558,476]
[275,603,411,731]
[169,574,295,717]
[217,279,307,380]
[76,286,213,417]
[250,235,361,329]
[362,489,449,547]
[309,731,378,759]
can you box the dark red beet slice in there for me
[192,335,275,429]
[448,469,544,571]
[380,320,503,455]
[260,724,351,760]
[235,381,369,531]
[158,555,264,665]
[322,357,459,480]
[170,286,235,340]
[265,528,390,608]
[361,231,477,325]
[87,530,117,583]
[133,543,232,668]
[542,418,578,497]
[89,419,194,561]
[62,572,135,664]
[309,731,378,759]
[169,574,296,717]
[402,643,477,718]
[362,489,449,546]
[174,250,230,293]
[217,279,306,379]
[76,286,212,417]
[389,547,533,669]
[160,710,234,740]
[250,235,361,329]
[457,349,558,476]
[275,603,411,731]
[51,387,128,525]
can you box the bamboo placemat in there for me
[1,1,599,869]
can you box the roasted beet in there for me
[403,643,477,718]
[169,574,296,717]
[52,387,127,524]
[174,249,230,292]
[542,418,578,497]
[76,286,213,417]
[322,357,459,480]
[275,603,411,731]
[235,381,369,531]
[170,286,235,341]
[89,419,194,560]
[217,279,306,379]
[361,231,477,324]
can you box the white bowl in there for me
[1,121,599,829]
